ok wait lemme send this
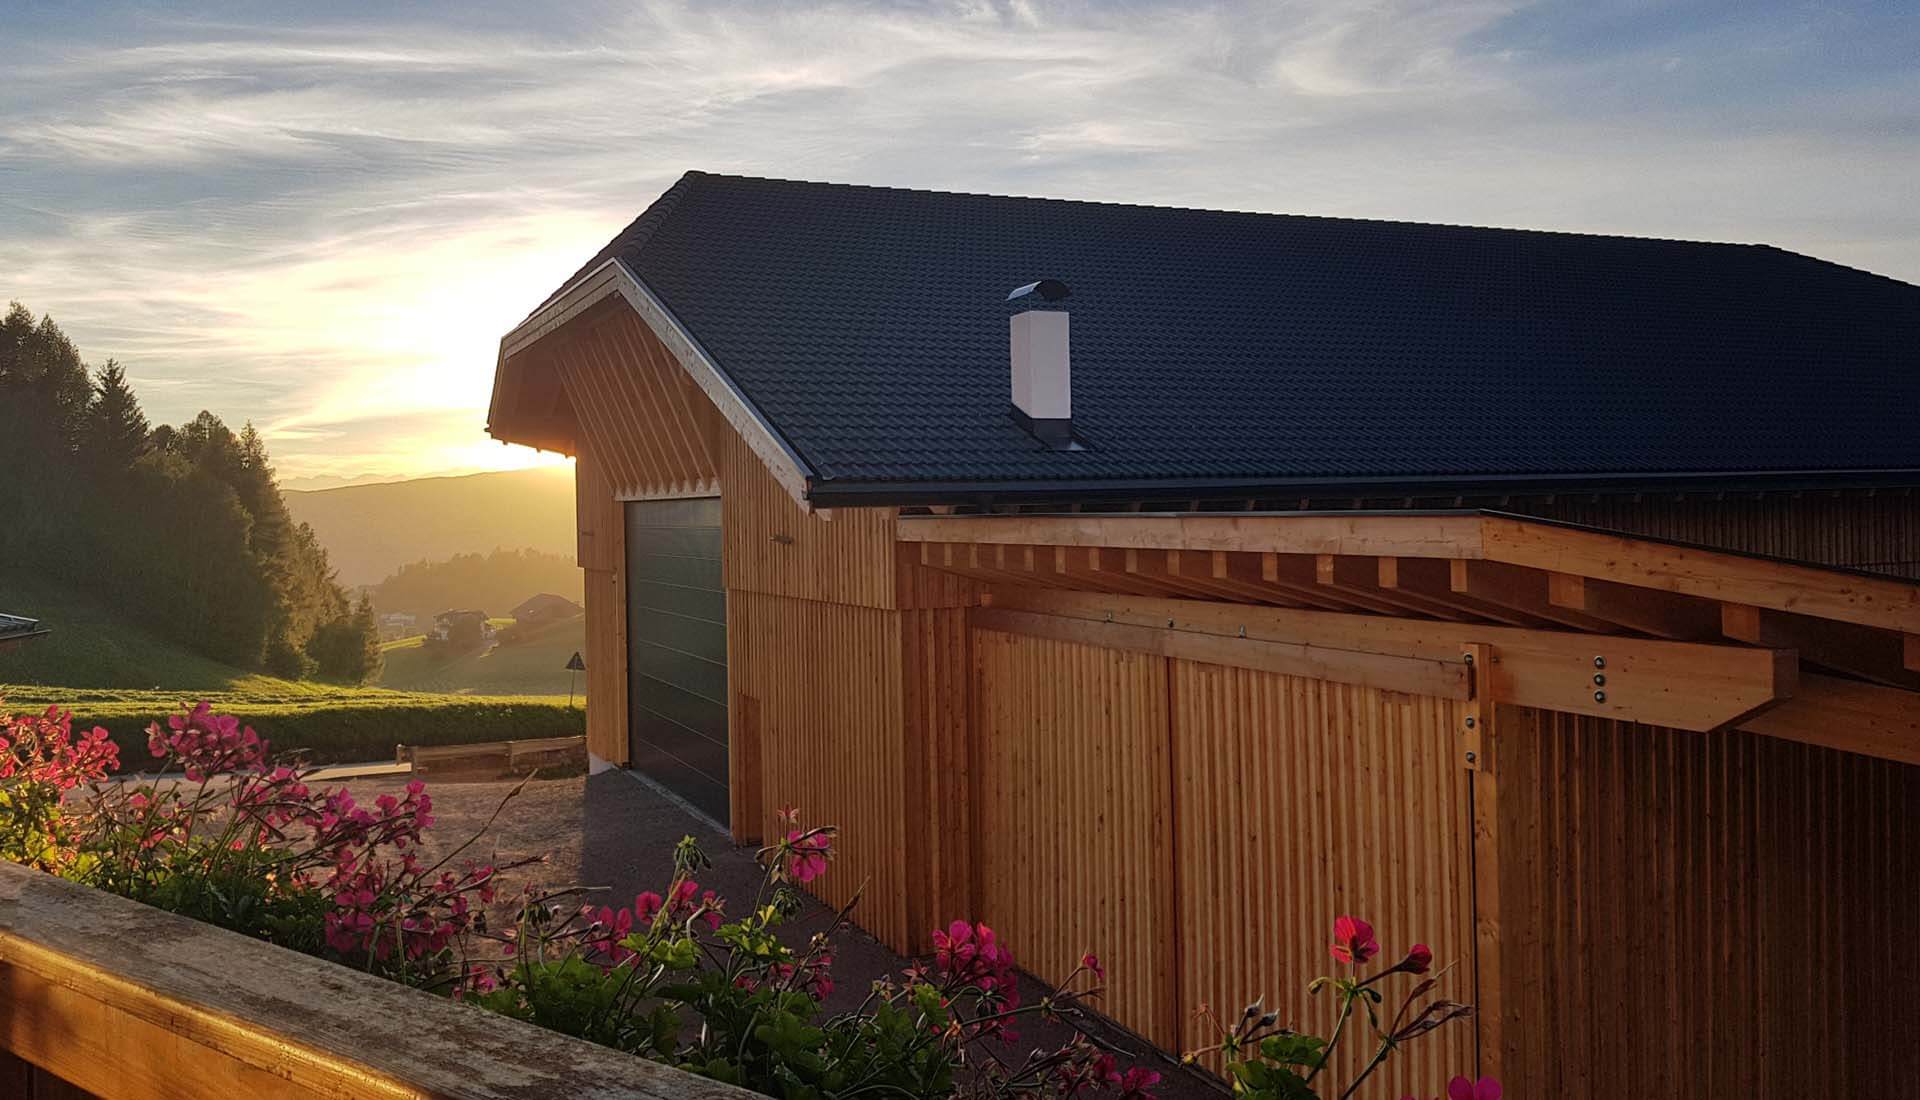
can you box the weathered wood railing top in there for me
[0,859,753,1100]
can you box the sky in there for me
[2,0,1916,486]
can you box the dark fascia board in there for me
[807,466,1920,509]
[488,258,818,506]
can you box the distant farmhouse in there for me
[511,593,583,624]
[428,609,494,647]
[488,172,1920,1097]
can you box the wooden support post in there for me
[1464,643,1504,1083]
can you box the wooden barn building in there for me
[488,173,1920,1097]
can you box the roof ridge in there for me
[673,169,1774,252]
[523,171,704,320]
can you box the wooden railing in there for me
[0,860,750,1100]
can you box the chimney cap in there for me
[1006,279,1071,303]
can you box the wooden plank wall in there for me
[1519,491,1920,579]
[575,445,629,765]
[1171,664,1476,1096]
[972,629,1180,1048]
[1492,705,1920,1097]
[718,424,977,947]
[901,608,973,951]
[553,309,719,499]
[728,590,911,950]
[722,429,895,609]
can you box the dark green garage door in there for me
[624,498,727,822]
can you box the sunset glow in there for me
[5,1,1916,481]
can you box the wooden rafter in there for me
[1545,573,1722,640]
[901,509,1920,761]
[1479,515,1920,634]
[899,512,1920,635]
[1720,604,1920,690]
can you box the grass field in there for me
[379,613,587,697]
[1,570,583,765]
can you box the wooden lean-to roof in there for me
[900,510,1920,764]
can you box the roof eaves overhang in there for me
[807,466,1920,509]
[488,258,817,508]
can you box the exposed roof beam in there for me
[1480,515,1920,634]
[986,589,1795,732]
[1720,604,1920,689]
[895,512,1488,558]
[1738,674,1920,766]
[1545,573,1723,640]
[973,606,1471,701]
[900,511,1920,635]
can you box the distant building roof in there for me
[512,593,584,619]
[497,171,1920,505]
[0,612,49,650]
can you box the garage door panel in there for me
[627,737,729,822]
[628,580,726,625]
[630,641,728,703]
[624,550,724,591]
[626,498,727,822]
[631,612,728,664]
[631,706,728,782]
[633,675,729,744]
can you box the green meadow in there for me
[1,571,583,766]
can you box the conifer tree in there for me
[87,359,151,471]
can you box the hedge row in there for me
[50,699,586,767]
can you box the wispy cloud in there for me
[2,0,1915,478]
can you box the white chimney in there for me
[1006,279,1076,450]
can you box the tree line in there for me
[370,547,583,626]
[0,302,381,682]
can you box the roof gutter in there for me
[488,258,818,508]
[805,465,1920,509]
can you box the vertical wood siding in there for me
[972,629,1179,1047]
[576,445,629,765]
[554,310,719,499]
[1516,492,1920,578]
[1171,664,1476,1095]
[728,590,911,951]
[1492,705,1920,1097]
[901,608,973,951]
[722,430,897,608]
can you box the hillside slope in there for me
[0,569,583,763]
[285,466,576,587]
[0,568,245,691]
[380,614,587,696]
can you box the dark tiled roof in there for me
[542,171,1920,500]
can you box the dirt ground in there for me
[335,769,1224,1100]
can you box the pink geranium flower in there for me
[1448,1076,1501,1100]
[1330,915,1379,965]
[1395,943,1434,975]
[786,829,831,882]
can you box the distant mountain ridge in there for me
[285,466,576,587]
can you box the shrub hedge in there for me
[0,688,584,766]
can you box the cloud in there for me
[1,0,1915,478]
